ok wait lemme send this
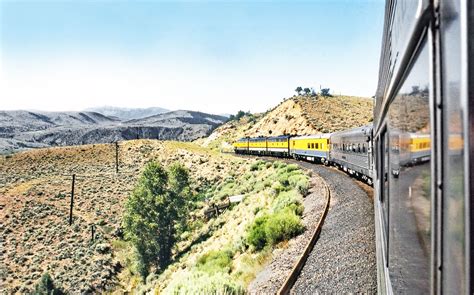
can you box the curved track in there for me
[290,161,377,293]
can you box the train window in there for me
[311,143,315,149]
[316,143,319,149]
[307,143,310,149]
[440,0,467,291]
[357,143,361,153]
[387,40,431,293]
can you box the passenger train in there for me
[234,0,473,293]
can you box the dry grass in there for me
[0,139,250,293]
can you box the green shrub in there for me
[250,162,260,171]
[165,270,244,295]
[285,164,299,172]
[288,174,310,195]
[296,179,310,196]
[288,174,306,187]
[265,208,304,245]
[270,181,285,196]
[272,161,286,169]
[246,208,304,250]
[277,173,290,187]
[250,160,266,171]
[253,181,266,193]
[272,190,304,216]
[216,182,236,200]
[246,215,269,250]
[197,249,234,274]
[33,273,63,295]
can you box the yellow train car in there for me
[267,135,290,156]
[290,134,331,164]
[233,138,248,154]
[248,137,267,155]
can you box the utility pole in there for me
[91,224,96,242]
[115,142,119,173]
[69,174,75,226]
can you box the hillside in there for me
[0,140,250,292]
[0,110,227,154]
[0,139,313,293]
[201,95,373,150]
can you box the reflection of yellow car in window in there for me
[408,134,431,164]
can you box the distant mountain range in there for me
[84,106,169,120]
[0,109,227,154]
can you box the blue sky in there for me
[0,0,384,114]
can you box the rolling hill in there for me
[0,110,227,154]
[85,106,169,121]
[199,95,374,151]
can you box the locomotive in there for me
[234,0,473,293]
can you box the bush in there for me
[265,208,304,245]
[285,164,299,173]
[288,174,306,187]
[165,270,244,295]
[277,173,290,187]
[288,175,310,196]
[246,215,269,250]
[296,180,310,196]
[270,182,285,196]
[33,273,63,295]
[246,209,304,250]
[250,162,260,171]
[197,249,234,274]
[272,190,304,216]
[272,161,286,169]
[250,160,266,171]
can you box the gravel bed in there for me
[291,161,377,294]
[248,173,328,294]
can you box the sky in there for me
[0,0,385,114]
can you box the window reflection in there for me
[387,40,431,293]
[441,0,466,292]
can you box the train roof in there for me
[267,135,291,139]
[291,133,331,140]
[248,136,267,142]
[331,124,373,139]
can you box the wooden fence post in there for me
[91,224,95,242]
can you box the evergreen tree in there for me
[33,273,63,295]
[295,86,303,95]
[320,88,332,97]
[123,162,191,278]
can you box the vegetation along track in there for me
[289,161,377,293]
[277,178,331,295]
[238,155,377,293]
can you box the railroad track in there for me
[278,179,331,295]
[236,154,376,293]
[289,162,377,293]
